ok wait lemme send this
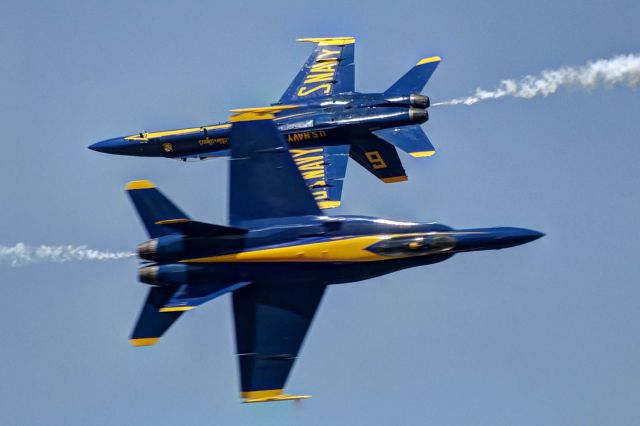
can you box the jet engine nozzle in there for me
[138,263,193,286]
[410,94,430,108]
[138,264,159,285]
[137,239,159,261]
[409,107,428,123]
[136,234,186,261]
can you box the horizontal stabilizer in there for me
[350,135,408,183]
[130,287,184,346]
[384,56,441,95]
[372,125,435,158]
[160,281,251,312]
[155,219,248,237]
[125,180,188,238]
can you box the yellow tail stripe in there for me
[410,151,436,158]
[125,180,156,190]
[382,176,409,183]
[130,338,159,346]
[416,56,441,65]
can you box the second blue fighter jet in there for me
[124,109,544,403]
[92,37,441,209]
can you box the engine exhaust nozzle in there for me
[138,264,159,285]
[409,107,428,123]
[410,94,430,108]
[137,239,159,261]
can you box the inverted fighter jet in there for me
[125,110,543,403]
[93,37,441,209]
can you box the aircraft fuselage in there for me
[89,93,430,160]
[136,215,543,288]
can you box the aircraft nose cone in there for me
[495,227,545,247]
[89,138,127,154]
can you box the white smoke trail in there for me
[433,53,640,106]
[0,243,135,267]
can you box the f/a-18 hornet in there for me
[93,37,441,209]
[124,110,544,403]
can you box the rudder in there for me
[384,56,441,95]
[125,180,189,238]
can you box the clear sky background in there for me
[2,0,639,424]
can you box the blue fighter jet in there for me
[125,109,544,403]
[92,37,441,209]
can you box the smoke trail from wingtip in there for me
[433,53,640,106]
[0,243,135,267]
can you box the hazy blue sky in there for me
[2,1,639,424]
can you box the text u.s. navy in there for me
[91,37,441,209]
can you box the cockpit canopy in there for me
[367,234,456,257]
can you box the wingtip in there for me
[125,180,156,190]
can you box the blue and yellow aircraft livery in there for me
[125,110,544,403]
[92,37,441,210]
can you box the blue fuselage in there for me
[137,215,543,289]
[90,93,430,159]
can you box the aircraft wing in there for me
[349,135,408,183]
[228,109,321,226]
[290,144,350,210]
[278,37,355,104]
[232,282,326,403]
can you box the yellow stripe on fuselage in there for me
[125,124,231,141]
[180,235,402,264]
[125,110,314,142]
